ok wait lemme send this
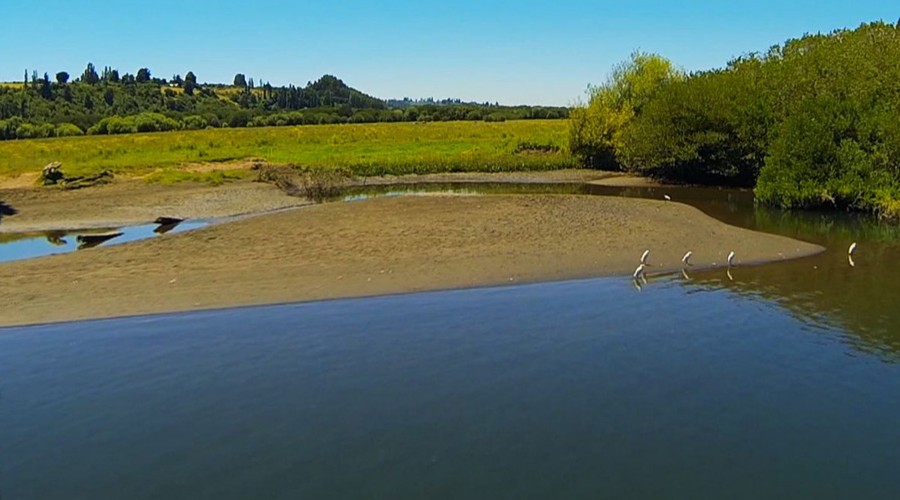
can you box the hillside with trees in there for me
[0,69,567,140]
[570,21,900,218]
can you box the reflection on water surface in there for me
[346,181,900,360]
[0,219,207,263]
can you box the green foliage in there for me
[54,123,84,137]
[620,64,769,185]
[81,63,99,85]
[593,21,900,216]
[753,23,900,216]
[136,68,151,83]
[180,115,209,130]
[569,51,681,169]
[757,96,900,216]
[88,112,180,135]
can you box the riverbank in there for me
[0,170,625,232]
[0,179,822,327]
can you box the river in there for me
[1,184,898,499]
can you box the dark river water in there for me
[2,183,899,499]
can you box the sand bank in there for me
[0,188,822,327]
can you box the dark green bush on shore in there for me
[88,113,179,135]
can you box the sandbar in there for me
[0,181,822,327]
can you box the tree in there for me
[171,74,183,86]
[183,71,198,95]
[81,63,100,84]
[40,73,53,99]
[136,68,151,83]
[569,51,681,169]
[233,73,247,87]
[55,72,70,85]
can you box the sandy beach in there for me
[0,175,823,327]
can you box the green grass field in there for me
[0,120,575,181]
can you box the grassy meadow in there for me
[0,120,574,181]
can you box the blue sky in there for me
[2,0,897,105]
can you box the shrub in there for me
[55,123,84,137]
[181,115,209,130]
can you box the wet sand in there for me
[0,181,823,327]
[0,181,310,232]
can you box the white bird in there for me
[727,251,736,267]
[681,251,693,266]
[633,263,646,279]
[848,242,858,255]
[663,194,671,201]
[640,249,650,265]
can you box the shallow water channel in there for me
[1,182,899,498]
[0,219,209,264]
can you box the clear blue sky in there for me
[2,0,897,105]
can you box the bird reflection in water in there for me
[45,230,68,246]
[76,232,124,249]
[153,217,184,234]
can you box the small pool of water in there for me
[0,220,209,263]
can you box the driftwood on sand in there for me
[0,200,16,223]
[40,162,114,189]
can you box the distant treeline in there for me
[0,69,568,140]
[570,21,900,217]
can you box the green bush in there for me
[181,115,208,130]
[55,123,85,137]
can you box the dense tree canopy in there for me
[570,21,900,217]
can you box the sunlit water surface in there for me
[2,183,899,499]
[0,220,208,263]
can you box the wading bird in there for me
[641,250,650,265]
[727,251,736,267]
[663,194,671,201]
[681,251,693,266]
[848,242,858,255]
[633,263,646,280]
